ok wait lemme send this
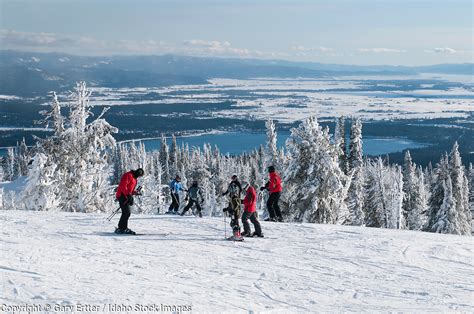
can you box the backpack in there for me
[228,181,240,198]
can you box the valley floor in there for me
[1,210,473,312]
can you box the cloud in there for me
[291,46,335,53]
[0,29,172,55]
[424,47,457,54]
[358,48,407,53]
[0,30,286,58]
[181,39,252,57]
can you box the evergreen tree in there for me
[265,119,278,166]
[334,116,347,174]
[448,142,471,235]
[402,151,416,229]
[283,117,350,224]
[160,134,170,183]
[21,153,60,211]
[346,118,364,225]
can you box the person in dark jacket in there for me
[167,175,184,214]
[181,180,205,217]
[241,182,263,237]
[261,165,283,222]
[222,175,243,238]
[115,168,144,234]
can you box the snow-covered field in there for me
[1,210,473,312]
[84,76,474,122]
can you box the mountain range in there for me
[1,50,472,97]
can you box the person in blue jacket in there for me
[167,175,185,214]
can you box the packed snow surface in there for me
[1,210,473,312]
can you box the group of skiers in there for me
[114,165,283,240]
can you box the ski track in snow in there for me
[0,210,473,312]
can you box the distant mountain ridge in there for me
[1,50,472,97]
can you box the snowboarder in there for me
[181,180,205,217]
[167,175,184,214]
[222,175,243,240]
[241,182,263,237]
[261,165,283,222]
[115,168,144,234]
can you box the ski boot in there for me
[241,231,252,237]
[227,230,244,241]
[123,228,136,235]
[251,232,264,238]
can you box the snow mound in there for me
[1,210,472,312]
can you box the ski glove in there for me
[127,195,134,205]
[260,187,266,191]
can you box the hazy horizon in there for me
[1,0,472,66]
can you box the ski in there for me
[226,235,244,241]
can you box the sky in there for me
[0,0,472,65]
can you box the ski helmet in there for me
[175,175,181,181]
[268,165,276,173]
[135,168,145,177]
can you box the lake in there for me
[0,131,426,157]
[131,131,427,156]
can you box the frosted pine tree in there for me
[469,163,474,220]
[448,142,471,235]
[406,166,428,231]
[402,151,416,229]
[283,117,350,224]
[21,153,60,211]
[160,134,170,183]
[427,154,448,230]
[334,116,347,174]
[265,119,279,166]
[346,117,364,225]
[431,175,459,234]
[385,165,404,229]
[365,158,386,228]
[38,82,118,212]
[169,134,178,178]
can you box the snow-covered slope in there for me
[1,210,473,312]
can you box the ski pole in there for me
[106,207,121,221]
[224,211,227,239]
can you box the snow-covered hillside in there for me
[1,210,472,312]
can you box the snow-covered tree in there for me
[431,175,459,234]
[169,134,178,178]
[402,151,417,229]
[283,117,350,224]
[469,163,474,221]
[334,116,347,174]
[160,134,170,183]
[406,166,428,231]
[346,117,364,225]
[448,142,471,234]
[265,119,279,167]
[21,153,60,211]
[36,82,118,212]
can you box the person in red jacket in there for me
[241,182,263,237]
[260,165,283,222]
[115,168,144,234]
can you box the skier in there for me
[167,175,184,214]
[241,182,263,237]
[180,180,205,217]
[222,175,243,240]
[115,168,144,234]
[261,165,283,222]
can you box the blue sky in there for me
[0,0,472,65]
